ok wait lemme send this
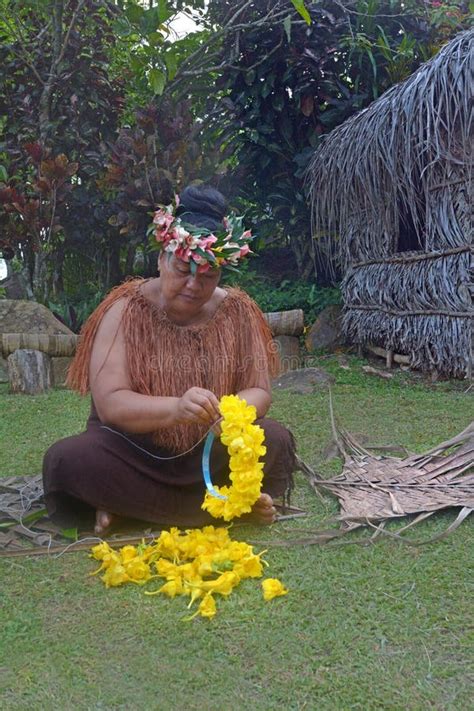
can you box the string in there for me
[16,479,54,553]
[101,423,227,500]
[99,418,222,461]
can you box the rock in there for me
[274,335,300,373]
[7,349,52,394]
[272,367,334,394]
[0,272,30,300]
[0,356,8,383]
[51,356,73,387]
[336,354,351,370]
[305,304,344,352]
[0,300,72,336]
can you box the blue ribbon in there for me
[202,431,228,500]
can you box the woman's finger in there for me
[192,388,220,420]
[190,403,212,423]
[194,391,219,421]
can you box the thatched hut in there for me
[308,30,473,378]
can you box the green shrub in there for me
[223,268,341,324]
[48,286,107,333]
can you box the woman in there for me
[43,185,296,534]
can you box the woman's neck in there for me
[143,279,227,327]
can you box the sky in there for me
[169,10,201,38]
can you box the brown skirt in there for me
[42,405,296,529]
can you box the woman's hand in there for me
[174,387,221,426]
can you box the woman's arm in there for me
[236,387,272,419]
[89,299,220,432]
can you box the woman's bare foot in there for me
[249,493,277,525]
[94,509,116,536]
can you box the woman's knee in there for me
[43,439,65,476]
[256,417,295,453]
[43,434,88,486]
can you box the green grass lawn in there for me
[0,357,472,710]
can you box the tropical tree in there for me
[0,0,124,299]
[0,0,212,304]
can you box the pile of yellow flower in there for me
[202,394,266,521]
[90,526,287,619]
[89,394,289,618]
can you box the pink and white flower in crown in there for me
[164,238,180,253]
[174,245,191,262]
[199,234,218,250]
[152,208,174,242]
[149,200,254,272]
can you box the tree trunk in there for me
[291,233,316,280]
[124,243,136,279]
[32,250,49,302]
[107,241,122,288]
[50,245,65,298]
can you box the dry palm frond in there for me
[286,420,473,548]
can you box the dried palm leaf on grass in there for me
[265,417,473,548]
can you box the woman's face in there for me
[158,253,221,314]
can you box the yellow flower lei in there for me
[201,394,266,521]
[88,396,289,619]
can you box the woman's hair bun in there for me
[177,184,228,231]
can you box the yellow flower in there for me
[120,545,138,563]
[102,563,129,588]
[125,558,152,584]
[90,548,121,576]
[198,594,217,619]
[202,487,229,519]
[234,555,264,580]
[195,554,216,578]
[154,578,184,598]
[262,578,288,601]
[155,558,179,578]
[90,541,113,560]
[186,582,204,606]
[202,571,239,596]
[226,541,254,560]
[154,527,182,559]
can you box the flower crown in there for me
[148,196,254,273]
